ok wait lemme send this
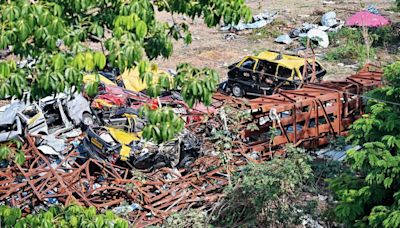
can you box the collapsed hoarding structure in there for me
[0,64,383,226]
[213,64,382,156]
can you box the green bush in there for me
[213,145,315,227]
[0,204,128,228]
[328,62,400,227]
[326,28,373,64]
[329,28,364,45]
[371,26,397,46]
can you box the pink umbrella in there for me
[345,11,390,62]
[345,11,390,27]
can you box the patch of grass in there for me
[248,25,281,41]
[326,26,399,64]
[247,18,287,42]
[325,43,375,65]
[326,27,381,65]
[328,27,363,46]
[299,37,319,49]
[165,209,210,228]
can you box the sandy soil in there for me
[154,0,398,81]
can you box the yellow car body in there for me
[235,51,326,82]
[106,113,143,161]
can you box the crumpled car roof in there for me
[0,102,26,126]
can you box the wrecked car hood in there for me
[107,127,141,145]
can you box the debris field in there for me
[0,63,383,226]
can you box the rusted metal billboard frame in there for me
[212,64,383,157]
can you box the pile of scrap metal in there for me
[0,69,207,170]
[0,92,91,142]
[0,64,383,226]
[0,136,231,227]
[212,64,383,157]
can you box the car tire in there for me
[82,113,94,126]
[232,84,244,97]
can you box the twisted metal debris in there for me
[0,64,383,226]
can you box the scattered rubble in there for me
[307,28,330,48]
[367,4,380,15]
[278,11,344,48]
[275,34,293,44]
[224,33,237,41]
[221,10,277,32]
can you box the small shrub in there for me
[313,159,349,180]
[0,140,25,166]
[329,136,347,151]
[213,145,315,227]
[325,43,375,65]
[165,209,210,228]
[371,26,395,46]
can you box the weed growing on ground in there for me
[326,27,398,65]
[165,209,210,228]
[325,44,375,65]
[248,19,287,42]
[248,26,281,41]
[396,0,400,11]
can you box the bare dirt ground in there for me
[155,0,399,81]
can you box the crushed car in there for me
[0,92,93,142]
[220,50,327,97]
[79,126,141,163]
[79,125,201,170]
[38,92,93,135]
[0,102,26,142]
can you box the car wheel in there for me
[232,84,243,97]
[82,113,94,126]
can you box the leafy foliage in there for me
[213,145,315,227]
[0,0,251,99]
[175,64,220,108]
[0,140,25,166]
[210,105,255,152]
[0,204,128,228]
[329,62,400,227]
[139,63,220,108]
[139,106,185,144]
